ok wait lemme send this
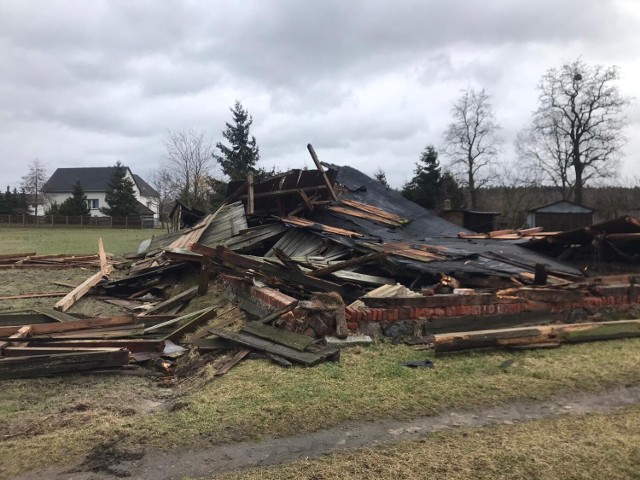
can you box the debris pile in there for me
[4,146,640,378]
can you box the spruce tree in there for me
[101,162,139,216]
[214,101,260,180]
[402,145,442,209]
[58,181,90,216]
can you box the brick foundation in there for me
[219,275,640,337]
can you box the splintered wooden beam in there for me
[433,319,640,353]
[247,172,255,215]
[54,239,114,312]
[98,237,109,275]
[54,270,106,312]
[307,143,339,203]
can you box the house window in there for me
[87,199,99,210]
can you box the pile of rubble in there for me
[3,146,640,379]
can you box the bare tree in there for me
[525,59,630,204]
[21,159,47,216]
[442,88,502,209]
[516,125,574,200]
[150,167,180,228]
[163,129,214,210]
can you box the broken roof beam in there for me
[137,286,198,317]
[307,143,339,203]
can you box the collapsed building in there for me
[3,147,640,378]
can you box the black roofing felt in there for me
[316,164,466,240]
[310,164,581,278]
[43,167,159,197]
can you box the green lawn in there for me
[0,227,157,256]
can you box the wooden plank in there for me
[256,301,299,324]
[247,172,254,215]
[307,143,339,202]
[242,322,316,351]
[137,286,198,317]
[215,349,250,376]
[0,325,31,352]
[0,312,53,326]
[98,237,109,275]
[144,307,216,334]
[433,320,640,353]
[0,314,133,337]
[0,292,68,301]
[209,328,338,366]
[0,252,36,260]
[13,338,163,353]
[3,346,127,357]
[163,307,217,341]
[0,349,130,379]
[54,271,106,312]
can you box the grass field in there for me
[214,407,640,480]
[2,333,640,477]
[0,227,156,256]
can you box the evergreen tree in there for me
[402,145,442,209]
[100,162,140,216]
[45,201,60,216]
[58,181,90,216]
[439,171,465,210]
[374,167,390,188]
[214,101,260,180]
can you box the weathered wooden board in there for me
[0,349,130,379]
[242,322,316,351]
[0,315,133,337]
[433,320,640,353]
[209,328,338,366]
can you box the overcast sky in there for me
[1,0,639,190]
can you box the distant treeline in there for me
[0,187,28,214]
[475,185,640,229]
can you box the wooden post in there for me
[247,172,255,215]
[22,214,25,227]
[80,215,83,229]
[125,216,128,229]
[306,143,339,203]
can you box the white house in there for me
[42,166,160,218]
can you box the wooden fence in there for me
[0,214,156,229]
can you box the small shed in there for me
[440,210,500,233]
[527,200,594,232]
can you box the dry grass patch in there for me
[214,406,640,480]
[2,339,640,477]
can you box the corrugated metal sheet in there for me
[266,229,349,261]
[198,202,248,248]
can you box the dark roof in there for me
[306,164,581,278]
[43,167,159,198]
[132,174,159,198]
[136,201,155,216]
[528,200,594,213]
